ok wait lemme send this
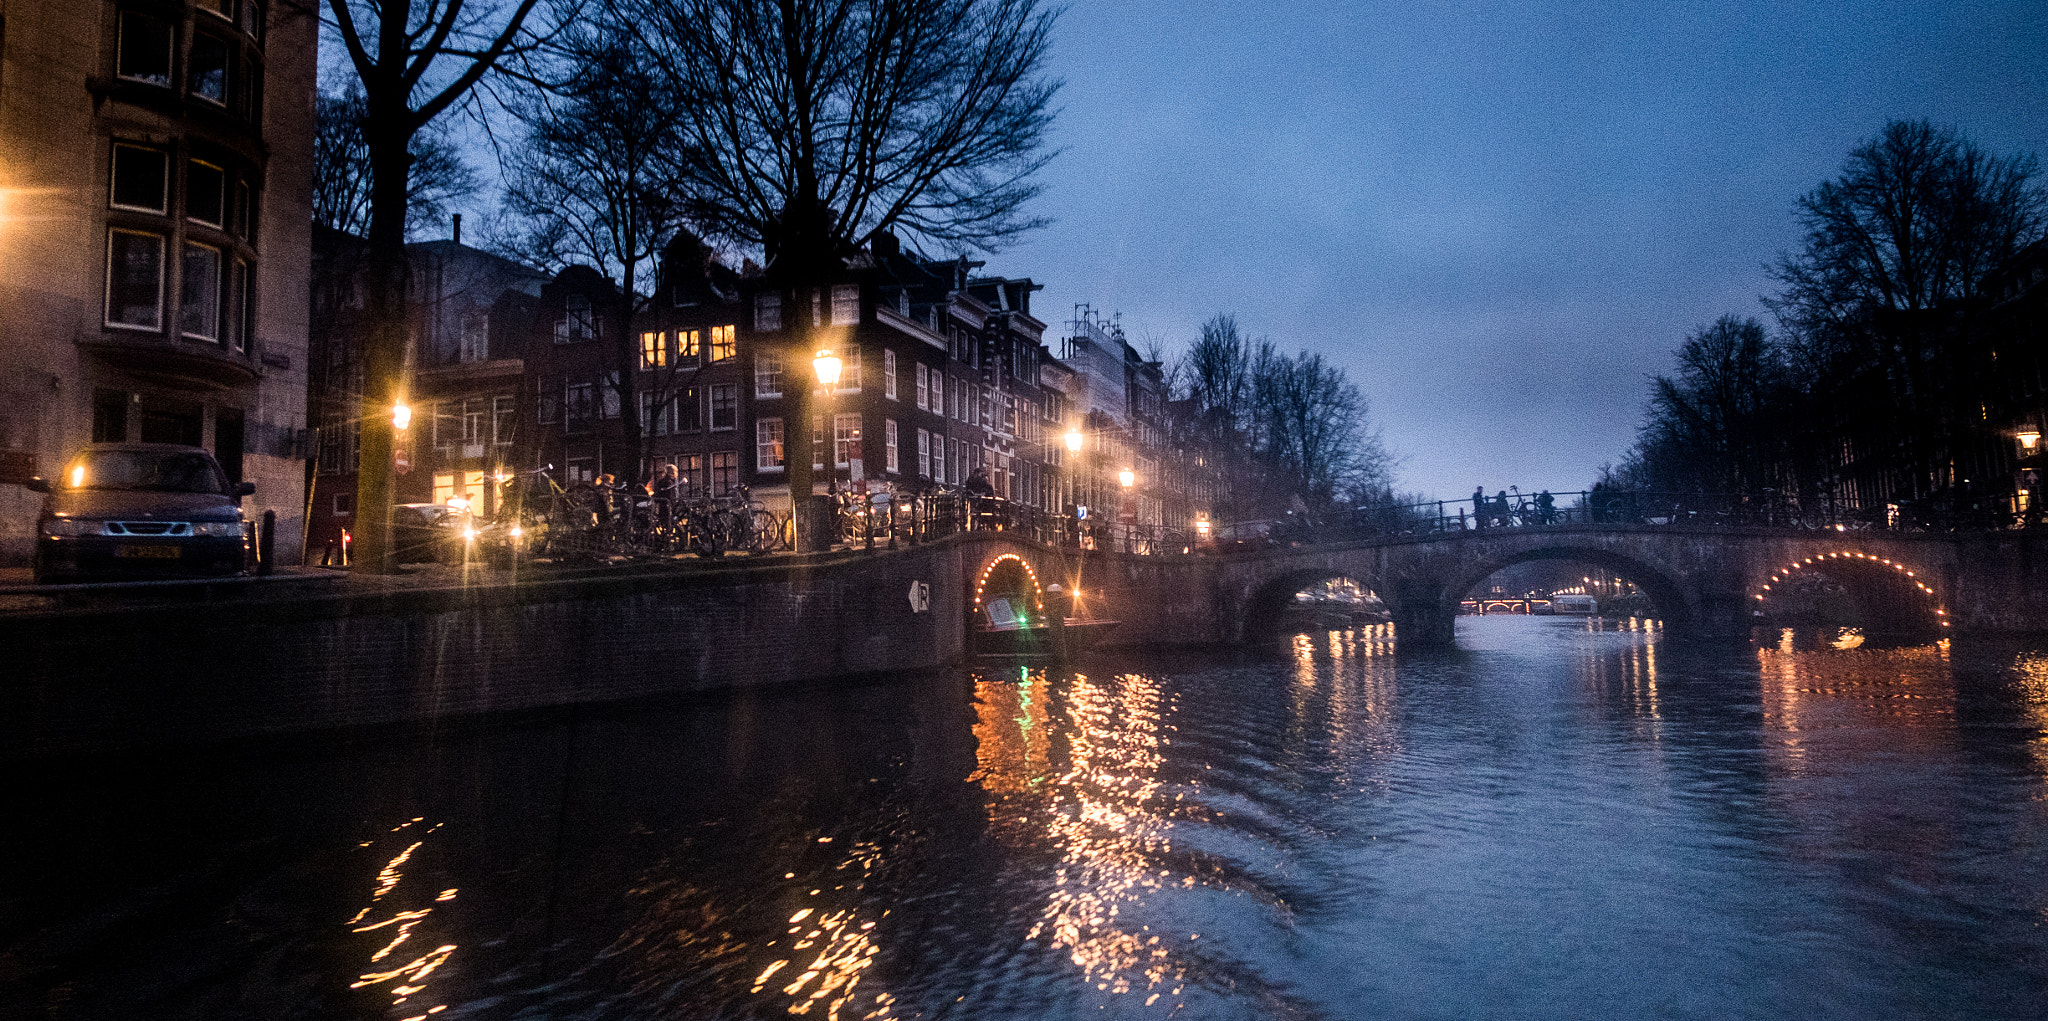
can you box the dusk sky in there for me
[976,0,2048,502]
[417,1,2048,503]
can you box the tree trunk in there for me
[351,117,415,575]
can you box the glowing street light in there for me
[1065,428,1084,452]
[813,348,842,388]
[392,401,412,431]
[1118,468,1135,489]
[2018,428,2041,453]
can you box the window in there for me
[226,256,249,352]
[640,330,666,369]
[710,384,737,430]
[947,437,961,485]
[564,381,595,433]
[756,418,784,470]
[601,371,621,418]
[110,144,168,213]
[639,392,666,436]
[709,324,736,362]
[915,363,929,410]
[830,284,860,325]
[536,376,559,424]
[885,419,899,474]
[676,386,700,432]
[837,346,862,393]
[492,396,517,446]
[755,293,781,332]
[834,413,861,468]
[675,453,705,499]
[755,353,782,397]
[179,242,221,340]
[186,161,226,227]
[432,401,458,451]
[917,427,930,478]
[556,295,596,343]
[676,328,700,364]
[460,312,488,363]
[190,33,231,105]
[117,12,173,86]
[711,451,738,495]
[884,350,898,400]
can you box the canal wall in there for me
[2,538,1022,760]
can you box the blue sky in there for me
[975,0,2048,501]
[413,1,2047,502]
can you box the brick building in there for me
[0,0,315,564]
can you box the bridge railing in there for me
[1301,488,2033,546]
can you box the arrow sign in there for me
[907,580,930,613]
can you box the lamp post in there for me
[813,349,842,548]
[1064,427,1085,545]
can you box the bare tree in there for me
[1253,349,1390,514]
[498,7,696,480]
[1767,119,2046,503]
[313,83,480,240]
[323,0,547,572]
[1632,315,1791,494]
[635,0,1060,547]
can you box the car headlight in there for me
[42,518,97,537]
[189,521,245,537]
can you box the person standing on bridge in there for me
[1473,486,1488,529]
[1495,491,1512,527]
[1537,490,1555,525]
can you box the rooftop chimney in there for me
[452,213,462,245]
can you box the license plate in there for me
[116,545,181,559]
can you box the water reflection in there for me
[972,668,1190,1007]
[347,818,459,1019]
[10,623,2048,1019]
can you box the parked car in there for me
[28,443,253,584]
[391,503,478,564]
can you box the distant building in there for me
[306,233,549,556]
[0,0,317,565]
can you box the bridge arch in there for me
[1242,568,1391,640]
[1447,543,1691,626]
[1751,548,1948,632]
[972,551,1046,624]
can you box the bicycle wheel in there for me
[746,509,781,553]
[694,511,726,558]
[561,484,604,531]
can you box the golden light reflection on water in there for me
[2012,652,2048,780]
[745,837,889,1019]
[1286,626,1401,791]
[1757,634,1955,776]
[971,668,1190,1008]
[1576,620,1662,727]
[346,818,458,1020]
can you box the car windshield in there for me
[66,449,227,494]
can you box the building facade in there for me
[0,0,315,565]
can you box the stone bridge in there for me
[10,525,2048,758]
[1038,525,2048,648]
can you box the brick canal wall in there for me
[2,538,1022,760]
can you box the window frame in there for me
[709,383,738,430]
[883,349,898,400]
[115,11,174,88]
[109,143,169,214]
[105,228,166,332]
[755,417,785,471]
[179,239,223,342]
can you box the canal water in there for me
[6,616,2048,1020]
